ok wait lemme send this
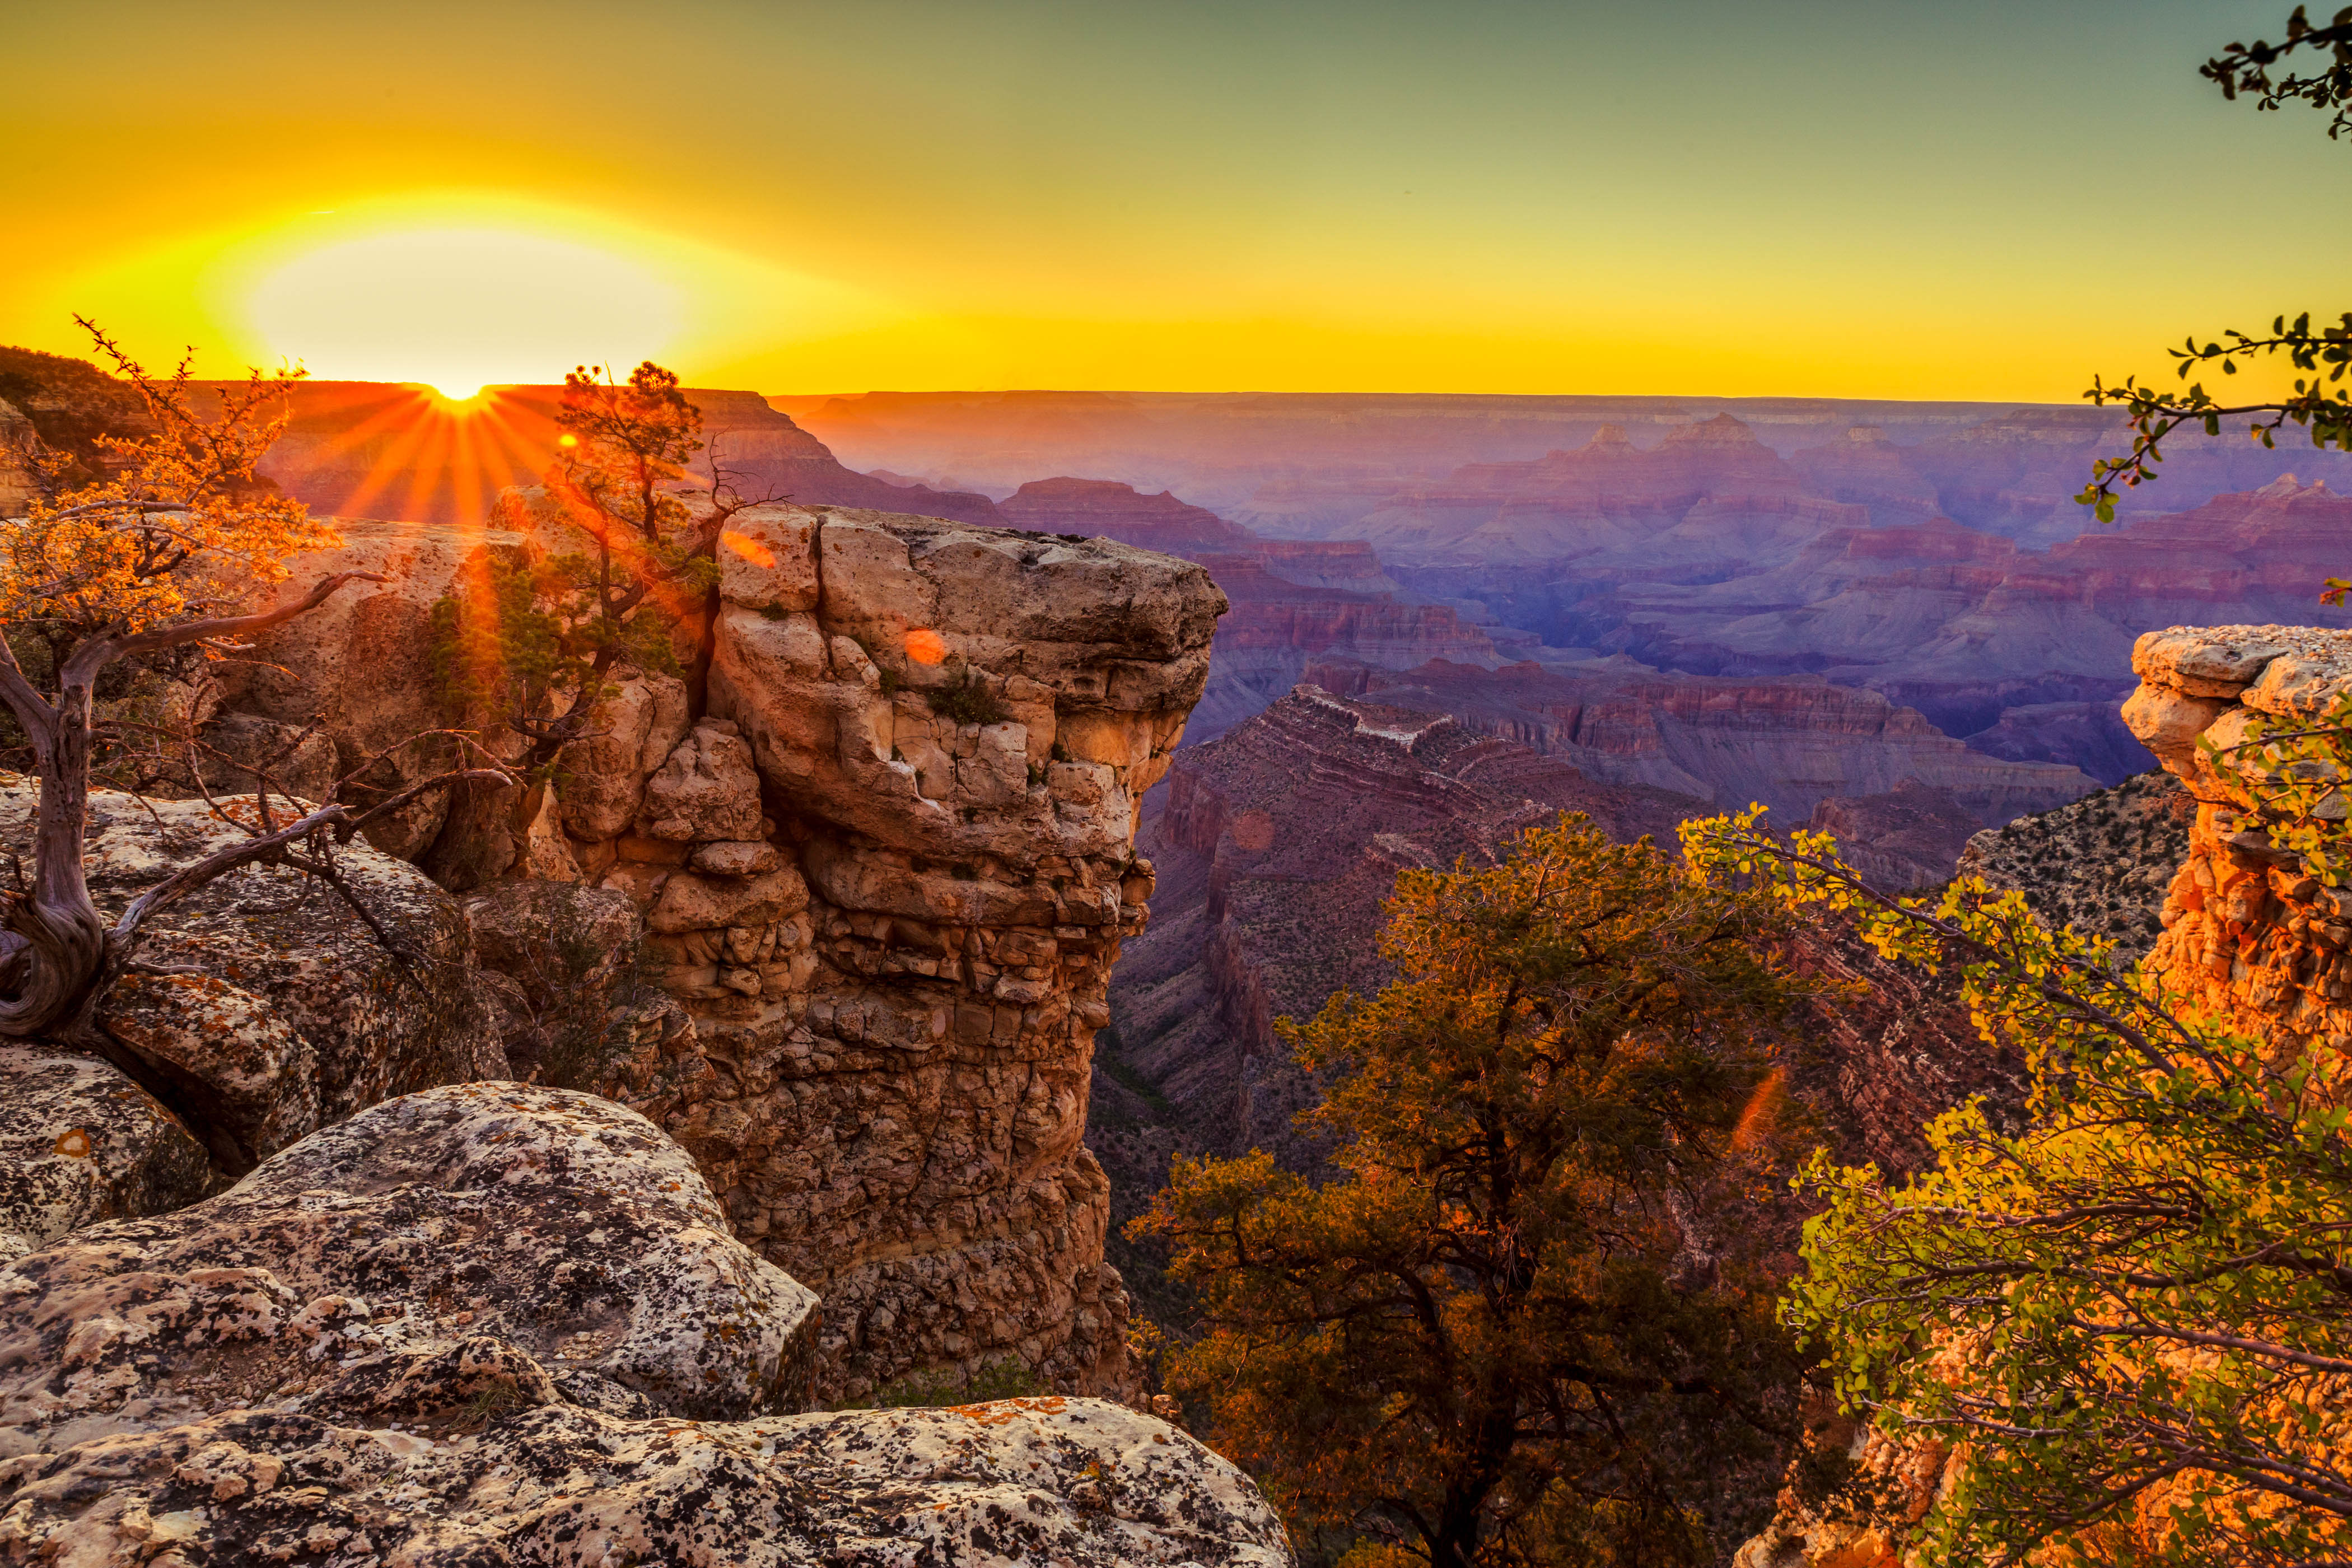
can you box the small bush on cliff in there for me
[436,362,718,791]
[926,671,1008,727]
[1133,814,1814,1568]
[1684,809,2352,1568]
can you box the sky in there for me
[3,0,2346,399]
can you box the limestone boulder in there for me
[718,501,822,612]
[641,718,766,842]
[0,1084,820,1453]
[0,1049,213,1263]
[0,778,498,1172]
[0,1084,1287,1567]
[712,506,1224,864]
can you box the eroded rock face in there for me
[2121,624,2352,1055]
[0,779,495,1174]
[199,500,1224,1402]
[244,504,1224,1404]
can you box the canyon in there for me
[808,397,2352,785]
[7,342,2335,1564]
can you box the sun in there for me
[248,226,682,391]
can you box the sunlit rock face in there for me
[2124,623,2352,1057]
[211,502,1225,1403]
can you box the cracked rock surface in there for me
[0,1086,1288,1568]
[0,1084,820,1457]
[0,778,497,1174]
[0,1396,1291,1567]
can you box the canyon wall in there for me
[983,475,1505,741]
[1306,656,2098,823]
[216,501,1225,1403]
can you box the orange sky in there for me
[4,1,2346,400]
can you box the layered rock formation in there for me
[1804,780,1985,893]
[1581,479,2352,755]
[1187,566,1504,740]
[2121,623,2352,1054]
[780,390,2103,527]
[989,475,1492,740]
[1306,656,2098,823]
[0,1084,1287,1566]
[216,501,1226,1403]
[998,475,1257,552]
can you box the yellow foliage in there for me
[0,320,339,636]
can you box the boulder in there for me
[0,1084,820,1451]
[641,719,766,843]
[0,1398,1290,1567]
[0,1048,213,1263]
[0,778,498,1173]
[0,1085,1289,1568]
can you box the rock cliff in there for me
[2121,623,2352,1055]
[211,500,1226,1403]
[1733,628,2342,1568]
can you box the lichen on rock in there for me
[0,1085,1289,1567]
[0,776,497,1173]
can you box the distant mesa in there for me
[1661,412,1765,447]
[997,476,1254,552]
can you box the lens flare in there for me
[721,529,777,568]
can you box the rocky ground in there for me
[1955,769,2194,962]
[0,1085,1286,1566]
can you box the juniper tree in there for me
[1135,815,1812,1568]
